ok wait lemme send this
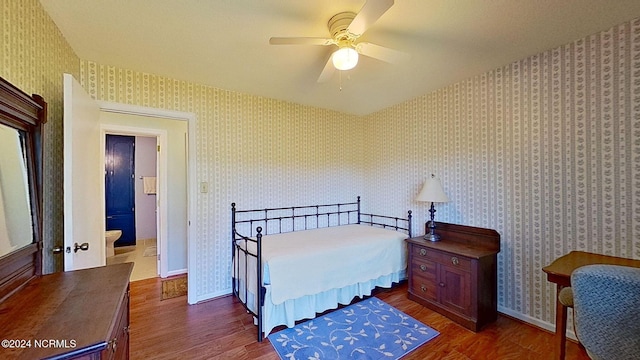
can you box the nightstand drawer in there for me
[410,258,436,279]
[410,273,438,301]
[412,244,472,271]
[411,256,436,276]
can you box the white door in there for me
[63,73,105,271]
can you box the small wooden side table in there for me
[542,251,640,360]
[406,222,500,331]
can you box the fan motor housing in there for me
[328,12,357,40]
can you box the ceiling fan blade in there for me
[347,0,394,36]
[269,37,335,46]
[317,55,335,83]
[356,42,409,64]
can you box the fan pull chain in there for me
[338,71,351,91]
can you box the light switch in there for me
[200,181,208,193]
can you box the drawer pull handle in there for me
[124,325,130,334]
[451,257,459,266]
[419,248,427,256]
[420,284,427,292]
[419,264,427,271]
[110,338,117,352]
[439,282,445,288]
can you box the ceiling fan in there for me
[269,0,409,83]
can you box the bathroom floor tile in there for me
[107,238,158,281]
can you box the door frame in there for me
[98,101,198,305]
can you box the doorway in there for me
[105,134,159,281]
[97,101,197,305]
[99,110,190,282]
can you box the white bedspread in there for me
[251,224,408,304]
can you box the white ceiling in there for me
[40,0,640,115]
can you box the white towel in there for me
[142,176,156,194]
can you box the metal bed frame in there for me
[231,196,412,341]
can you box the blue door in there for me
[105,135,136,247]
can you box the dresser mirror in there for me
[0,124,34,256]
[0,76,46,302]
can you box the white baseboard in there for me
[165,268,187,277]
[498,305,577,341]
[194,288,232,304]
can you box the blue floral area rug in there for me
[268,297,439,360]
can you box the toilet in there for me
[105,230,122,257]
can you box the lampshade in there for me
[332,46,358,71]
[416,175,449,203]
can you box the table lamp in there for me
[416,174,449,241]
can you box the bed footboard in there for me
[231,196,412,342]
[231,222,264,339]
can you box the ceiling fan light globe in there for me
[332,47,358,70]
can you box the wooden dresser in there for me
[0,263,133,360]
[406,222,500,331]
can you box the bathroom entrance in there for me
[97,104,193,302]
[105,132,160,281]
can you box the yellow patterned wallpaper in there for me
[1,0,79,273]
[4,0,640,333]
[363,18,640,327]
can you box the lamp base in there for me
[424,233,441,242]
[425,212,441,242]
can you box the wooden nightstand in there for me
[406,222,500,331]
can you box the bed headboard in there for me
[231,196,412,238]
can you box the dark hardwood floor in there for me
[129,278,589,359]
